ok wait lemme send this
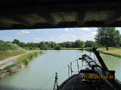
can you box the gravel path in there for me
[0,51,32,69]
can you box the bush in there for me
[95,46,98,49]
[113,53,121,57]
[22,58,29,65]
[55,45,61,50]
[40,44,49,50]
[85,47,92,51]
[3,65,13,70]
[97,50,103,53]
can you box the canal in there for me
[0,50,121,90]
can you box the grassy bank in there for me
[83,47,121,58]
[61,48,83,50]
[0,42,26,61]
[84,47,121,58]
[97,47,121,58]
[0,50,43,72]
[16,50,43,65]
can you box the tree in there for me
[12,39,20,45]
[55,44,61,50]
[20,42,26,47]
[95,27,121,50]
[85,40,94,47]
[80,41,85,49]
[40,43,49,50]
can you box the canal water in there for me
[0,50,121,90]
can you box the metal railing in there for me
[0,59,18,69]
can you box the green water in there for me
[0,50,121,90]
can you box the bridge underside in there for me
[0,1,121,30]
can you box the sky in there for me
[0,27,121,43]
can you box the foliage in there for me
[95,27,121,50]
[97,50,103,53]
[80,41,85,48]
[0,41,26,60]
[22,58,29,65]
[12,39,20,45]
[55,44,61,50]
[0,41,19,51]
[3,65,13,70]
[85,47,92,51]
[40,43,49,50]
[16,50,43,65]
[113,53,121,57]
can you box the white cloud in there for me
[16,31,30,35]
[22,31,30,33]
[49,38,55,41]
[0,36,12,39]
[15,33,23,35]
[26,37,29,39]
[91,32,97,35]
[36,29,40,32]
[61,34,68,37]
[64,28,69,32]
[32,37,44,41]
[79,33,95,41]
[45,31,48,33]
[55,34,77,42]
[80,28,90,31]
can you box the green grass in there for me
[0,42,27,61]
[0,50,43,71]
[84,47,92,51]
[97,50,103,53]
[61,48,83,50]
[113,53,121,57]
[16,50,43,65]
[0,49,26,61]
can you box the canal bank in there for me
[0,50,121,90]
[0,50,43,79]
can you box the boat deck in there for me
[58,70,121,90]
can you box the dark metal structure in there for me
[54,48,121,90]
[1,1,121,30]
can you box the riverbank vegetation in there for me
[0,40,26,61]
[0,50,43,72]
[97,47,121,57]
[16,50,43,65]
[55,44,61,50]
[1,27,121,58]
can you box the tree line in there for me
[11,39,99,50]
[1,27,121,50]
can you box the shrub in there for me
[55,45,61,50]
[22,58,29,65]
[97,50,103,53]
[3,65,13,70]
[95,46,98,49]
[85,47,92,51]
[113,53,121,57]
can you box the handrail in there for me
[0,59,18,68]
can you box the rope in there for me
[40,65,68,90]
[57,65,68,73]
[40,74,55,90]
[58,72,68,81]
[90,52,92,56]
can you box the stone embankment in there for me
[0,65,25,79]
